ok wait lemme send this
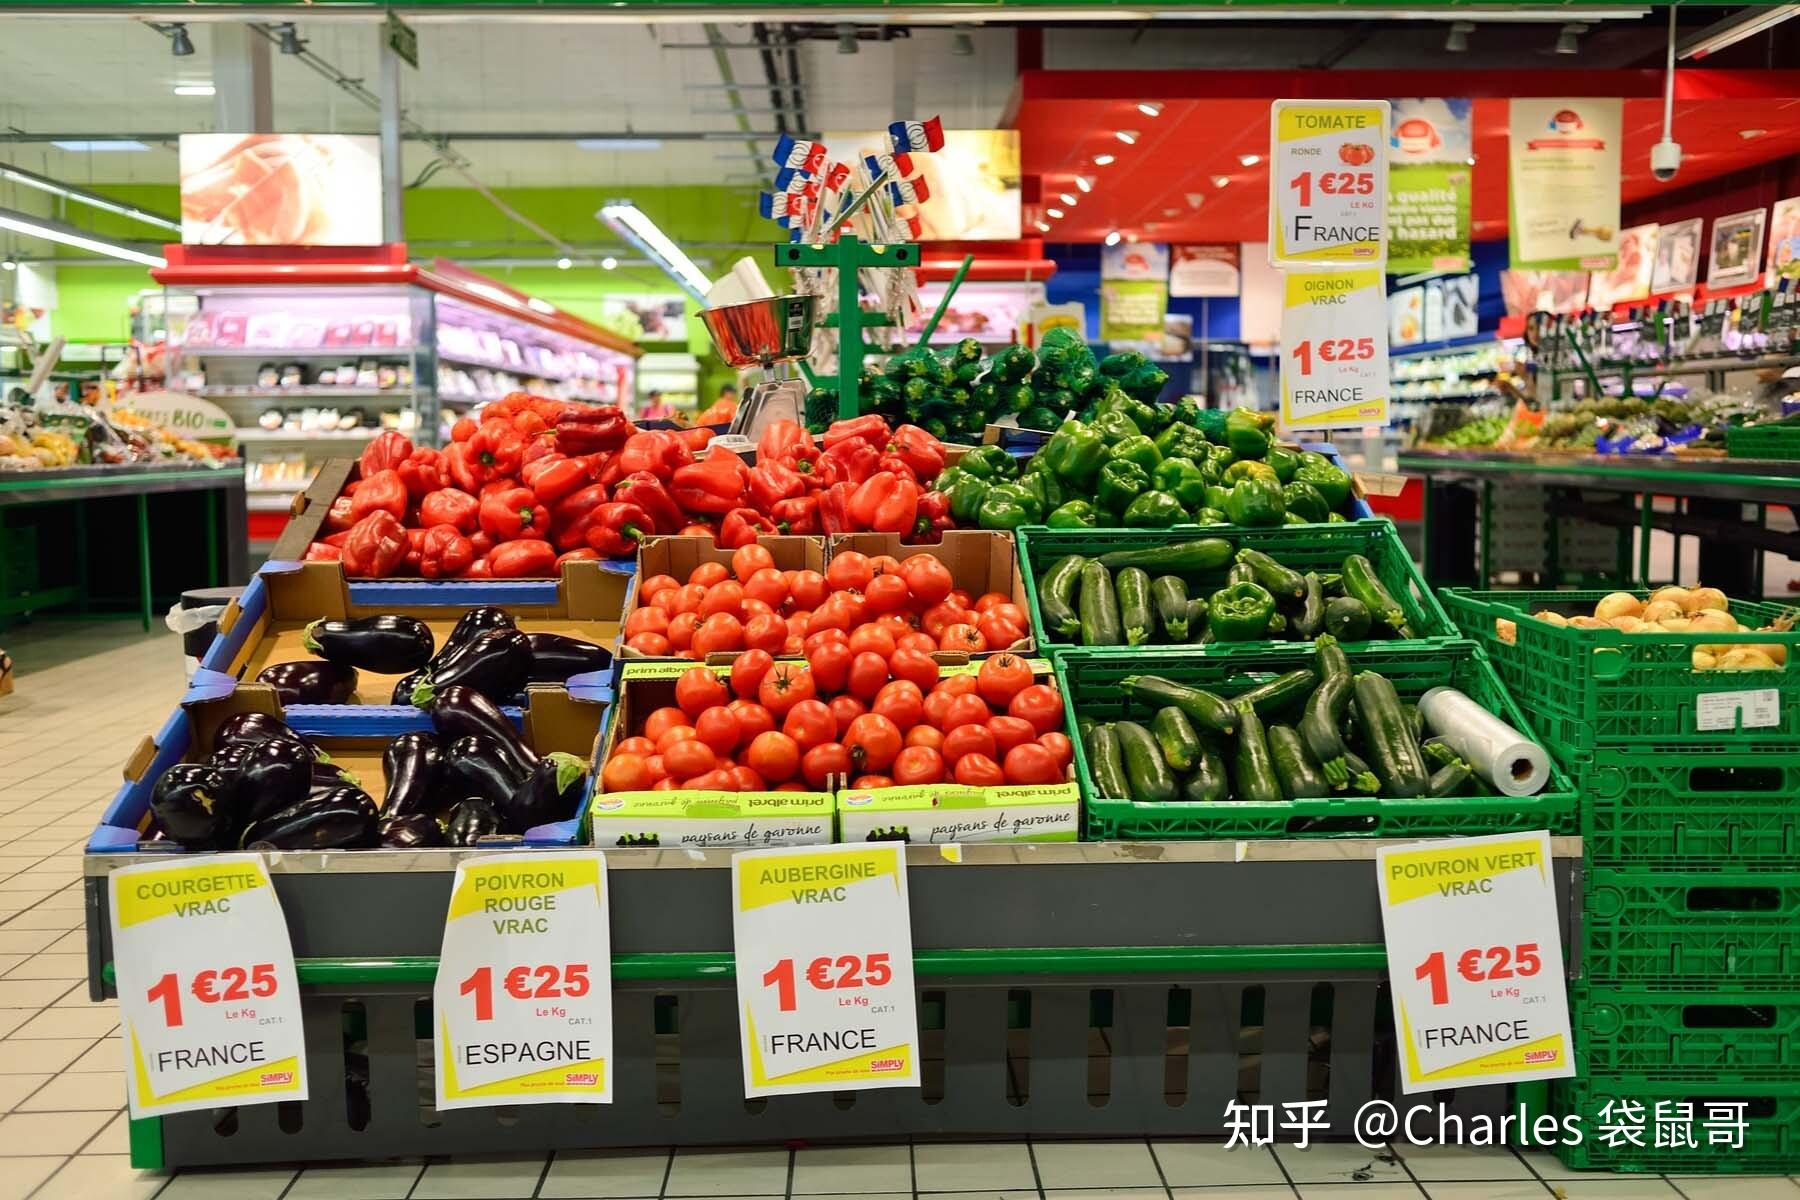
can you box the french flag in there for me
[888,176,930,207]
[862,151,916,181]
[772,134,827,174]
[888,117,945,154]
[820,161,851,196]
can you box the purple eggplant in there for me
[234,737,314,826]
[304,615,435,674]
[441,734,527,812]
[257,660,358,706]
[524,633,612,684]
[310,760,362,796]
[378,812,444,848]
[381,731,442,818]
[421,683,538,778]
[410,628,531,708]
[151,763,235,849]
[500,751,588,830]
[445,798,502,846]
[240,787,379,850]
[208,740,260,773]
[390,607,515,703]
[214,711,308,753]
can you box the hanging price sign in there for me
[1376,831,1575,1094]
[733,843,919,1098]
[1269,99,1390,267]
[1279,268,1390,429]
[434,853,613,1110]
[110,855,307,1117]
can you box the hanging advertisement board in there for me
[1387,98,1472,274]
[1507,99,1621,271]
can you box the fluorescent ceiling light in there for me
[1554,22,1583,53]
[601,256,619,270]
[1046,207,1065,219]
[1137,101,1163,117]
[51,140,149,152]
[1075,175,1094,193]
[576,138,664,151]
[1115,130,1139,145]
[527,297,557,314]
[1035,221,1050,233]
[0,207,166,268]
[598,200,710,301]
[0,165,181,233]
[1059,192,1078,206]
[1238,154,1261,167]
[1092,154,1115,166]
[1104,230,1122,246]
[556,256,573,270]
[1680,4,1798,58]
[173,84,215,97]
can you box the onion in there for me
[1608,616,1648,632]
[1649,585,1691,609]
[1640,600,1684,624]
[1497,618,1517,645]
[1686,610,1738,634]
[1567,616,1609,630]
[1717,647,1779,671]
[1760,641,1788,667]
[1655,617,1692,633]
[1594,592,1644,621]
[1691,649,1717,669]
[1532,610,1569,627]
[1682,587,1729,614]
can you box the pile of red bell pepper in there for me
[749,417,954,543]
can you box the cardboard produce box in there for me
[618,535,825,662]
[827,529,1034,656]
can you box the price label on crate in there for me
[434,853,613,1110]
[1696,688,1780,732]
[109,855,308,1117]
[1279,267,1390,429]
[1269,99,1390,266]
[1376,831,1574,1094]
[732,843,919,1098]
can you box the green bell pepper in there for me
[1019,469,1067,514]
[1093,407,1142,446]
[1096,459,1151,516]
[945,473,992,525]
[977,481,1041,530]
[1153,456,1209,509]
[1208,581,1276,641]
[1030,425,1074,478]
[934,465,967,492]
[1194,506,1230,525]
[1297,449,1332,471]
[1094,385,1160,431]
[1154,422,1209,461]
[1265,444,1300,484]
[1193,407,1228,442]
[1224,407,1273,460]
[1173,395,1205,427]
[1223,477,1286,527]
[960,444,1016,482]
[1053,420,1106,486]
[1123,490,1185,528]
[1223,458,1280,486]
[1046,499,1098,528]
[1282,479,1330,523]
[1282,511,1309,525]
[971,381,1001,414]
[1019,405,1062,433]
[1294,460,1353,509]
[1107,434,1162,476]
[922,417,950,441]
[1203,483,1232,512]
[1003,383,1036,414]
[1326,512,1347,523]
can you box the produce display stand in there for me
[0,461,247,630]
[82,839,1582,1169]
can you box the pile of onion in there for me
[1495,586,1791,671]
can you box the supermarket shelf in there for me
[1399,448,1800,503]
[1550,351,1800,380]
[437,351,606,384]
[178,346,419,359]
[194,387,405,401]
[247,495,295,513]
[236,428,380,443]
[246,482,309,495]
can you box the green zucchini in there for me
[1097,537,1234,573]
[1428,758,1474,796]
[1342,748,1381,794]
[1151,575,1190,641]
[1150,706,1202,773]
[1181,738,1230,803]
[1342,554,1413,637]
[1232,668,1317,717]
[1420,738,1461,769]
[1075,715,1097,742]
[1352,671,1430,798]
[1318,571,1344,597]
[1186,599,1211,643]
[1325,595,1372,640]
[1115,720,1177,804]
[1227,561,1258,587]
[1120,674,1238,737]
[1115,567,1154,646]
[1039,555,1086,639]
[1400,701,1424,745]
[1292,573,1325,640]
[1268,724,1331,799]
[1235,548,1306,600]
[1085,723,1131,800]
[1231,702,1282,804]
[1267,611,1288,635]
[1079,560,1123,646]
[1299,635,1353,789]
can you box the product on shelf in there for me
[1502,586,1793,671]
[0,401,236,471]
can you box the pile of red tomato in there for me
[599,649,1070,794]
[620,542,1032,660]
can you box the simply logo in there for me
[1549,109,1584,134]
[1392,117,1441,156]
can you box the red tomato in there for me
[655,725,698,756]
[846,651,890,701]
[670,583,708,615]
[691,612,745,657]
[675,666,729,717]
[898,555,953,606]
[977,614,1027,652]
[743,613,787,654]
[694,707,741,755]
[904,725,944,751]
[826,551,874,594]
[898,631,940,655]
[728,765,765,793]
[941,723,997,766]
[643,754,668,782]
[601,754,651,792]
[845,713,903,773]
[727,699,775,742]
[806,640,853,693]
[643,706,689,742]
[953,753,1005,787]
[940,692,992,732]
[615,736,656,758]
[745,567,789,610]
[921,601,967,639]
[869,554,901,576]
[730,649,774,699]
[1003,742,1063,785]
[888,647,940,692]
[892,746,944,786]
[875,613,914,637]
[646,587,678,613]
[936,674,979,698]
[745,731,801,783]
[872,680,924,729]
[625,632,671,656]
[781,699,836,752]
[988,602,1028,628]
[804,627,849,652]
[783,635,804,656]
[640,574,679,596]
[689,562,730,588]
[731,543,775,583]
[862,573,911,615]
[786,612,812,640]
[740,597,774,620]
[666,612,700,652]
[828,695,867,738]
[847,624,897,659]
[789,569,829,610]
[921,688,956,729]
[977,653,1034,708]
[623,606,669,638]
[973,591,1011,613]
[802,741,850,789]
[757,662,817,719]
[1038,731,1074,768]
[947,588,974,611]
[1009,684,1064,734]
[986,715,1038,757]
[938,623,988,654]
[851,774,894,789]
[685,768,735,792]
[807,594,854,635]
[664,739,717,781]
[699,580,744,619]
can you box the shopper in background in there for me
[695,382,738,426]
[639,388,676,422]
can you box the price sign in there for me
[1376,831,1574,1094]
[434,853,612,1110]
[1269,99,1390,267]
[109,855,307,1117]
[1279,268,1390,429]
[733,843,919,1098]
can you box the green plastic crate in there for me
[1056,639,1576,841]
[1017,518,1452,655]
[1552,1080,1800,1174]
[1440,587,1800,758]
[1577,748,1800,870]
[1583,869,1800,986]
[1574,984,1800,1083]
[1726,422,1800,461]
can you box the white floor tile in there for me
[1033,1141,1162,1189]
[664,1148,791,1197]
[15,1071,122,1111]
[915,1143,1037,1193]
[67,1039,122,1073]
[1276,1143,1408,1186]
[1393,1144,1534,1181]
[1518,1151,1589,1181]
[2,952,87,980]
[0,1154,66,1200]
[792,1145,912,1194]
[0,1108,113,1155]
[157,1166,297,1199]
[411,1156,549,1199]
[8,1007,117,1040]
[32,1152,167,1200]
[1419,1184,1551,1200]
[0,978,77,1007]
[0,1074,49,1112]
[1293,1187,1421,1199]
[1155,1142,1287,1187]
[0,1038,94,1074]
[1664,1180,1800,1200]
[539,1149,672,1198]
[1544,1181,1682,1199]
[1169,1190,1295,1200]
[286,1161,424,1199]
[919,1192,1038,1200]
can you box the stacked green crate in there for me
[1441,587,1800,1174]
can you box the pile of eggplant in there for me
[253,607,612,708]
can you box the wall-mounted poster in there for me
[180,134,383,246]
[1389,285,1424,346]
[1651,218,1703,294]
[1387,98,1472,274]
[1500,270,1589,317]
[1588,224,1659,311]
[1169,245,1241,297]
[1507,99,1621,271]
[1442,275,1479,339]
[1767,198,1800,284]
[1707,209,1768,290]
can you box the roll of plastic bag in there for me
[1418,687,1551,797]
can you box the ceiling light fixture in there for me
[50,140,150,153]
[526,297,557,314]
[1046,207,1065,219]
[1137,101,1163,117]
[1213,176,1231,188]
[556,257,573,270]
[1445,20,1474,51]
[951,27,975,56]
[1238,154,1261,167]
[1115,130,1139,145]
[0,164,181,233]
[1092,154,1115,166]
[0,208,167,268]
[1104,230,1122,246]
[174,84,216,97]
[0,258,14,272]
[168,22,194,57]
[1679,4,1799,59]
[1555,22,1585,53]
[1074,175,1094,193]
[576,138,664,151]
[1059,192,1078,206]
[1035,220,1051,233]
[836,23,859,54]
[275,22,305,55]
[598,200,710,300]
[601,256,619,271]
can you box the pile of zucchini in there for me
[1037,537,1418,647]
[1077,636,1476,807]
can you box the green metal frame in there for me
[776,236,919,419]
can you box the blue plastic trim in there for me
[258,559,305,575]
[347,579,564,607]
[282,704,525,737]
[89,707,192,853]
[198,574,268,675]
[563,674,614,704]
[181,669,240,706]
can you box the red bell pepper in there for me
[442,441,483,494]
[746,459,805,511]
[304,541,342,562]
[786,443,824,486]
[358,430,413,479]
[678,522,716,538]
[675,427,714,453]
[718,507,779,549]
[555,405,632,455]
[519,429,559,470]
[909,489,953,543]
[818,436,879,487]
[402,527,428,573]
[489,538,559,578]
[885,424,946,482]
[521,454,592,506]
[450,416,479,444]
[478,477,520,499]
[820,481,857,534]
[480,486,550,541]
[340,512,408,578]
[612,471,684,534]
[396,447,443,498]
[349,469,408,523]
[322,529,354,548]
[419,487,479,533]
[419,525,476,579]
[617,430,692,480]
[555,547,601,569]
[470,530,495,559]
[467,420,525,487]
[823,414,889,449]
[585,502,652,557]
[324,493,356,533]
[669,447,746,515]
[465,558,493,579]
[771,495,820,535]
[551,484,612,551]
[848,471,919,534]
[757,418,813,464]
[513,410,551,440]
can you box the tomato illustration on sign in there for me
[1338,142,1376,166]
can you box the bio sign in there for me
[1269,100,1390,267]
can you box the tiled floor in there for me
[2,620,1797,1199]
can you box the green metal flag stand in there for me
[776,236,918,419]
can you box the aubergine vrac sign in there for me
[179,134,384,247]
[1386,99,1472,275]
